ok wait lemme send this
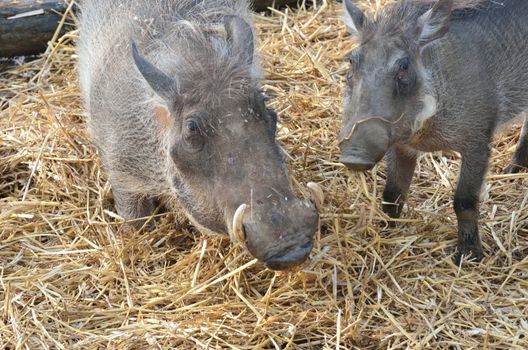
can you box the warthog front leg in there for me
[382,145,418,222]
[505,115,528,174]
[112,184,160,228]
[453,145,489,264]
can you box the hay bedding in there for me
[1,0,527,348]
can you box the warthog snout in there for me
[229,188,320,271]
[339,155,376,171]
[338,118,390,171]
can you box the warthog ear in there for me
[343,0,365,36]
[415,0,453,47]
[131,42,180,104]
[224,16,254,64]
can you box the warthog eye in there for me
[395,57,415,95]
[251,89,277,136]
[399,57,409,71]
[346,69,354,87]
[186,119,199,133]
[346,52,362,69]
[182,116,205,153]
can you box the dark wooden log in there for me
[0,0,297,57]
[253,0,301,11]
[0,0,69,57]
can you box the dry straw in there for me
[1,0,527,349]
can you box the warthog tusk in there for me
[232,203,248,243]
[307,182,324,212]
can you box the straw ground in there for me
[1,1,527,349]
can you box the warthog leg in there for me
[112,185,160,228]
[382,145,418,224]
[505,115,528,174]
[453,143,489,264]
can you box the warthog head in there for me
[132,17,320,270]
[339,0,454,170]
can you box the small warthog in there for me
[339,0,528,263]
[77,0,322,270]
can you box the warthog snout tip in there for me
[264,240,313,271]
[340,155,376,171]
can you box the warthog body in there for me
[77,0,319,270]
[340,0,528,263]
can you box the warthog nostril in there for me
[340,155,376,171]
[264,241,313,271]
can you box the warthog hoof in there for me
[453,244,484,266]
[503,163,527,174]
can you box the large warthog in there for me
[77,0,322,270]
[339,0,528,263]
